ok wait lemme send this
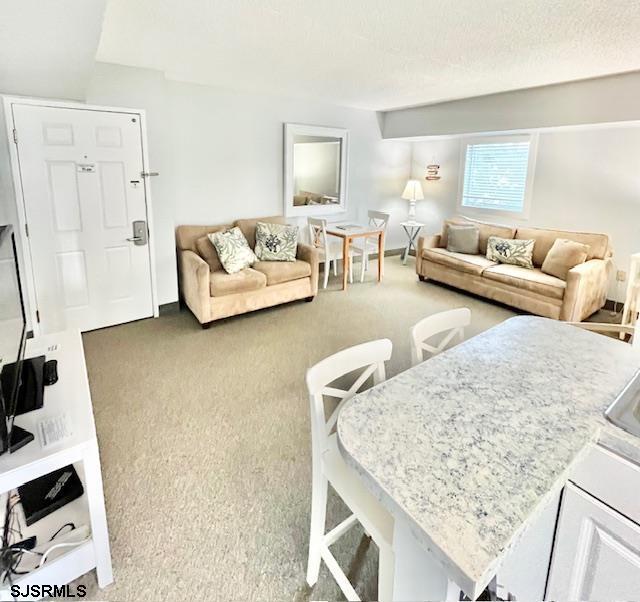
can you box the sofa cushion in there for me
[515,227,611,266]
[442,216,516,255]
[176,224,232,253]
[235,216,287,249]
[422,248,498,276]
[486,236,535,269]
[253,259,311,285]
[195,234,224,272]
[541,238,589,280]
[446,225,480,254]
[483,264,566,300]
[209,268,267,297]
[209,227,257,274]
[254,222,299,262]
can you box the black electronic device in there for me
[1,355,45,416]
[43,359,58,386]
[0,225,33,455]
[18,465,84,526]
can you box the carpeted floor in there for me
[74,258,523,601]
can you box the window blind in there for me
[461,141,531,213]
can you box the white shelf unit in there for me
[0,330,112,598]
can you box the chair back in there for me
[410,308,471,366]
[368,210,390,232]
[308,217,329,250]
[306,339,393,464]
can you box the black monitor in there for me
[0,225,33,454]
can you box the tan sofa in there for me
[176,216,319,328]
[416,216,613,321]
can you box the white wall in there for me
[410,125,640,301]
[85,62,411,304]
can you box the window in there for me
[459,135,537,217]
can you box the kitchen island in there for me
[337,316,640,600]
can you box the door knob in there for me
[128,221,148,246]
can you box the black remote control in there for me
[43,359,58,386]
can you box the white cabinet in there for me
[547,484,640,601]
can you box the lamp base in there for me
[408,200,417,220]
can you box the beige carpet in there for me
[74,258,523,601]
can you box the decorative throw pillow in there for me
[208,227,257,274]
[486,236,535,269]
[446,225,480,254]
[254,221,298,262]
[541,238,589,280]
[195,235,222,272]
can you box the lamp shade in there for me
[401,180,424,201]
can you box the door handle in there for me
[128,220,148,246]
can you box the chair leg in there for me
[333,259,338,276]
[360,256,365,283]
[378,543,395,602]
[306,472,328,587]
[349,256,353,284]
[323,261,329,289]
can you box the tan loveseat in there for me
[416,216,613,321]
[177,216,319,328]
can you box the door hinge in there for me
[25,223,29,238]
[35,310,40,323]
[12,129,18,144]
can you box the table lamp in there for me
[402,180,424,220]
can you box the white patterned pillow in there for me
[208,227,257,274]
[486,236,535,269]
[254,222,298,262]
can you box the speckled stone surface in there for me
[337,316,640,594]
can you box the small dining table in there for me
[325,223,385,290]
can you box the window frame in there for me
[456,133,538,220]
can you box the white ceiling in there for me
[96,0,640,111]
[0,0,106,100]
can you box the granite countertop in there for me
[336,316,640,598]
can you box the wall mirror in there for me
[283,123,348,217]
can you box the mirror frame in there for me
[283,123,349,217]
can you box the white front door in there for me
[11,103,155,334]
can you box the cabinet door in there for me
[547,484,640,601]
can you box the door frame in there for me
[3,95,160,337]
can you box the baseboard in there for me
[366,247,405,260]
[159,301,180,315]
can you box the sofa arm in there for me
[179,250,211,324]
[561,259,612,321]
[416,234,441,274]
[297,242,320,296]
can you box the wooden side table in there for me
[400,221,424,265]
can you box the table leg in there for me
[403,227,421,265]
[378,232,384,282]
[342,237,349,290]
[84,442,114,588]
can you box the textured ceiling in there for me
[97,0,640,110]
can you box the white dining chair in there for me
[308,217,362,288]
[306,339,394,602]
[410,307,472,366]
[350,210,390,282]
